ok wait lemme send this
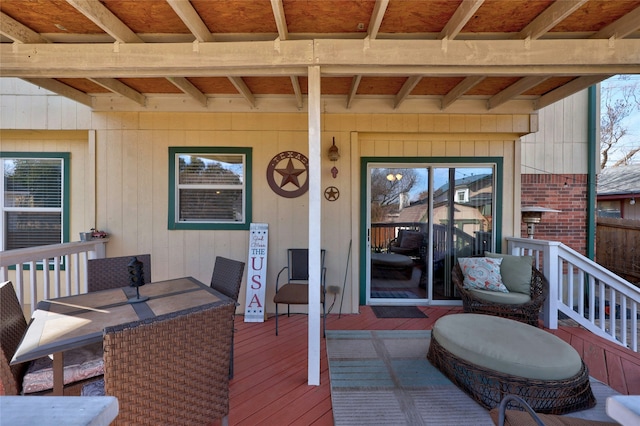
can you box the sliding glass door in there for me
[366,163,496,305]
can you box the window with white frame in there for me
[455,188,469,203]
[168,147,252,230]
[1,153,69,250]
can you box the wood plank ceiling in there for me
[1,0,640,112]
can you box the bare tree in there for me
[370,168,419,222]
[601,76,640,169]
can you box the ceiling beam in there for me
[1,12,50,43]
[346,75,362,109]
[511,0,587,40]
[441,76,485,110]
[166,77,208,107]
[23,78,93,107]
[167,0,214,42]
[66,0,143,43]
[394,76,422,109]
[487,76,549,110]
[228,77,256,107]
[89,78,146,106]
[290,76,303,109]
[270,0,289,40]
[368,0,389,40]
[439,0,484,40]
[535,75,612,110]
[590,6,640,39]
[3,39,640,78]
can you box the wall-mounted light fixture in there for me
[631,198,636,205]
[328,137,339,178]
[386,173,403,182]
[521,206,560,239]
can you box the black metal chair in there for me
[210,256,245,379]
[87,254,151,292]
[273,249,326,337]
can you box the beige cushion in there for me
[22,342,104,394]
[485,252,533,294]
[432,314,583,380]
[469,288,531,305]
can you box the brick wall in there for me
[521,174,590,255]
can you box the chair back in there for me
[210,256,245,301]
[0,281,28,395]
[287,249,326,282]
[102,300,235,425]
[87,254,151,292]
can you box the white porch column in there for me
[307,65,321,386]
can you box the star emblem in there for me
[324,186,340,201]
[275,158,305,189]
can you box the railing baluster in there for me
[609,286,617,340]
[620,296,627,348]
[43,257,50,301]
[53,257,61,298]
[65,254,71,296]
[29,261,37,316]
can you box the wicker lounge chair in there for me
[87,254,151,292]
[89,300,235,425]
[452,260,547,326]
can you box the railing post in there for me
[543,242,560,329]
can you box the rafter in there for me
[441,76,485,110]
[0,12,50,43]
[535,75,612,110]
[346,75,362,109]
[89,78,146,106]
[394,76,422,109]
[228,77,256,107]
[66,0,143,43]
[270,0,289,40]
[439,0,484,40]
[23,78,93,107]
[511,0,587,40]
[368,0,389,40]
[487,76,549,110]
[590,6,640,39]
[167,0,214,42]
[290,76,303,109]
[166,77,208,107]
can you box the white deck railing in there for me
[0,239,109,314]
[507,237,640,352]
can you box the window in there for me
[455,188,469,203]
[168,147,252,230]
[1,153,69,250]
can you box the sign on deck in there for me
[244,223,268,322]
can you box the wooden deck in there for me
[225,306,640,425]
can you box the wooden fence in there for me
[596,217,640,284]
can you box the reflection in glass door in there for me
[367,164,495,305]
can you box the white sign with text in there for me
[244,223,268,322]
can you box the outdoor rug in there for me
[371,306,428,319]
[326,330,620,426]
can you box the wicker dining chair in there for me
[95,300,236,426]
[87,254,151,292]
[1,281,101,396]
[210,256,245,379]
[452,260,548,327]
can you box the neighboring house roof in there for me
[597,164,640,197]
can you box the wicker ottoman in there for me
[427,313,596,415]
[371,253,414,279]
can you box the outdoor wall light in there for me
[631,198,636,205]
[328,137,340,178]
[521,206,560,239]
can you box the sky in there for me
[601,75,640,166]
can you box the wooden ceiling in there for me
[1,0,640,112]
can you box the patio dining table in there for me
[11,276,230,396]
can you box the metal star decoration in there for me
[275,158,305,189]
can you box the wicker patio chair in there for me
[97,300,235,426]
[1,281,101,396]
[87,254,151,292]
[210,256,245,379]
[452,261,548,326]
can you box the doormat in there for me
[371,305,427,318]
